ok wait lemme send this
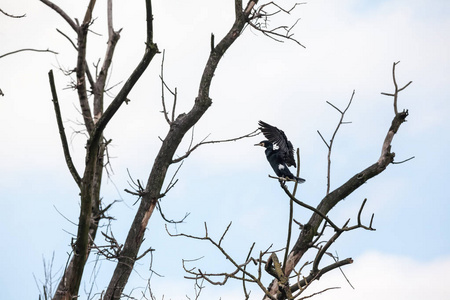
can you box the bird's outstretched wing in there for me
[258,120,296,167]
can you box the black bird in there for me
[255,120,305,183]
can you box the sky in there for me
[1,0,449,299]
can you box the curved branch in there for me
[0,48,58,59]
[0,8,26,18]
[312,219,349,273]
[280,185,340,232]
[289,258,353,295]
[48,70,82,187]
[40,0,78,31]
[172,128,260,163]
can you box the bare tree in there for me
[170,62,412,300]
[38,0,303,299]
[35,0,411,298]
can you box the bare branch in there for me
[316,130,329,148]
[156,200,190,224]
[392,156,415,164]
[159,160,183,199]
[247,2,307,47]
[136,247,155,261]
[172,129,260,163]
[0,48,58,59]
[56,28,77,50]
[280,184,340,232]
[0,8,26,18]
[289,258,353,295]
[167,223,277,300]
[160,50,177,124]
[124,169,146,204]
[48,70,82,187]
[343,199,376,232]
[283,148,302,274]
[40,0,78,31]
[322,90,355,195]
[381,61,413,115]
[53,205,77,227]
[89,0,159,151]
[93,0,122,124]
[242,242,256,299]
[312,219,349,273]
[83,0,97,26]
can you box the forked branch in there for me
[167,223,277,300]
[381,61,412,115]
[160,50,177,124]
[247,2,306,47]
[317,90,355,195]
[172,129,260,163]
[0,48,58,59]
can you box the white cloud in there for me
[307,252,450,300]
[123,252,450,299]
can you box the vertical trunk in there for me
[104,3,257,297]
[53,144,105,300]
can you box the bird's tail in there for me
[295,176,306,184]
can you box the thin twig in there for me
[172,129,260,163]
[156,201,190,224]
[283,148,301,273]
[320,90,355,195]
[280,185,341,232]
[0,48,58,59]
[392,156,415,164]
[0,8,26,18]
[381,61,412,115]
[247,2,306,48]
[160,50,171,124]
[167,223,277,300]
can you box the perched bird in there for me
[255,120,305,183]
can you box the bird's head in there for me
[254,140,272,148]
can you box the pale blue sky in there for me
[1,0,449,299]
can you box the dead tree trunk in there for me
[43,0,158,299]
[104,1,259,298]
[264,62,411,299]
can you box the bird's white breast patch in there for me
[278,164,285,170]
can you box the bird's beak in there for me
[254,142,263,147]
